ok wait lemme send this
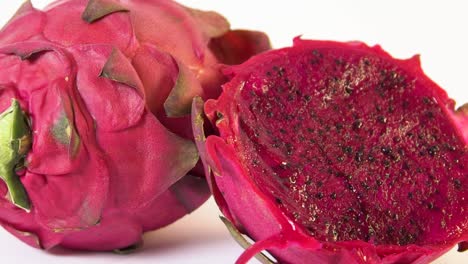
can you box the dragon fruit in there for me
[193,38,467,263]
[0,0,269,251]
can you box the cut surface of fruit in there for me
[202,38,467,263]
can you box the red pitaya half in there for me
[193,38,467,263]
[0,0,269,251]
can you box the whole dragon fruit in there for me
[193,38,467,263]
[0,0,269,251]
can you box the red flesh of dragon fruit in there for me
[193,38,467,263]
[0,0,269,251]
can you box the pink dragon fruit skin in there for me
[0,0,270,251]
[193,38,467,263]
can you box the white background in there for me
[0,0,467,263]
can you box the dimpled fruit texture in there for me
[201,38,467,264]
[236,42,466,246]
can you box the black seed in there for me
[279,128,287,134]
[397,148,405,156]
[355,151,364,162]
[336,172,345,178]
[361,181,370,191]
[383,160,391,168]
[315,192,324,199]
[427,145,439,157]
[307,227,317,237]
[312,50,322,57]
[352,119,363,130]
[377,115,387,124]
[253,130,260,138]
[304,95,312,102]
[330,192,337,199]
[376,179,383,186]
[344,86,353,95]
[335,123,344,131]
[425,111,434,119]
[216,111,224,119]
[285,143,293,156]
[367,154,375,162]
[337,156,345,162]
[275,198,282,204]
[427,202,434,209]
[454,179,461,190]
[390,154,400,162]
[335,58,344,65]
[317,181,323,187]
[342,146,352,154]
[422,97,431,104]
[417,133,425,140]
[381,146,392,156]
[386,226,394,236]
[346,183,356,192]
[276,86,285,93]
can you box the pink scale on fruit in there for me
[0,0,270,251]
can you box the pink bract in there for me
[194,38,467,263]
[0,0,270,251]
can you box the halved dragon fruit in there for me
[193,38,467,263]
[0,0,269,251]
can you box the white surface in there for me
[0,0,467,263]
